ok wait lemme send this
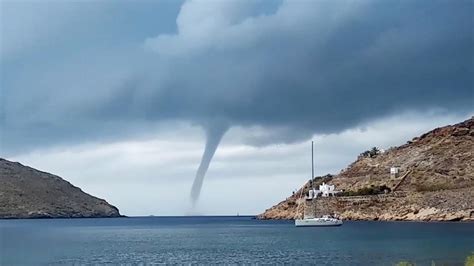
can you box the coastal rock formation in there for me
[0,158,121,218]
[259,117,474,221]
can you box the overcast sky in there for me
[1,0,473,215]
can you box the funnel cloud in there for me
[190,124,229,205]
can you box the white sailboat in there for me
[294,141,343,227]
[295,215,343,227]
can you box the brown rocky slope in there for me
[258,117,474,221]
[0,158,121,218]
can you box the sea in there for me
[1,216,473,265]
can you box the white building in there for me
[319,182,339,197]
[390,166,400,178]
[306,182,340,199]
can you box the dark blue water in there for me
[1,216,473,265]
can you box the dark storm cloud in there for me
[1,0,473,154]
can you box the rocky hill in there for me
[259,117,474,221]
[0,158,121,219]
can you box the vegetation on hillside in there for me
[360,147,381,158]
[340,185,391,196]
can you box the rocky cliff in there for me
[259,117,474,221]
[0,158,121,218]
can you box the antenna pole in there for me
[311,140,314,180]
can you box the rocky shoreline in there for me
[258,188,474,221]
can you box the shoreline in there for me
[257,217,474,223]
[2,215,473,223]
[0,215,126,220]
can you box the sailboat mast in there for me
[311,141,314,181]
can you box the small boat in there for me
[295,215,343,227]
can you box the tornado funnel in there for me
[190,124,228,206]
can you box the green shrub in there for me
[340,185,391,196]
[360,147,381,158]
[466,252,474,266]
[395,261,415,266]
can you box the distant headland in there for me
[0,158,121,219]
[259,117,474,222]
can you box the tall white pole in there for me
[311,140,314,180]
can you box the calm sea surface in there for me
[1,216,473,265]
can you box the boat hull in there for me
[294,219,343,227]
